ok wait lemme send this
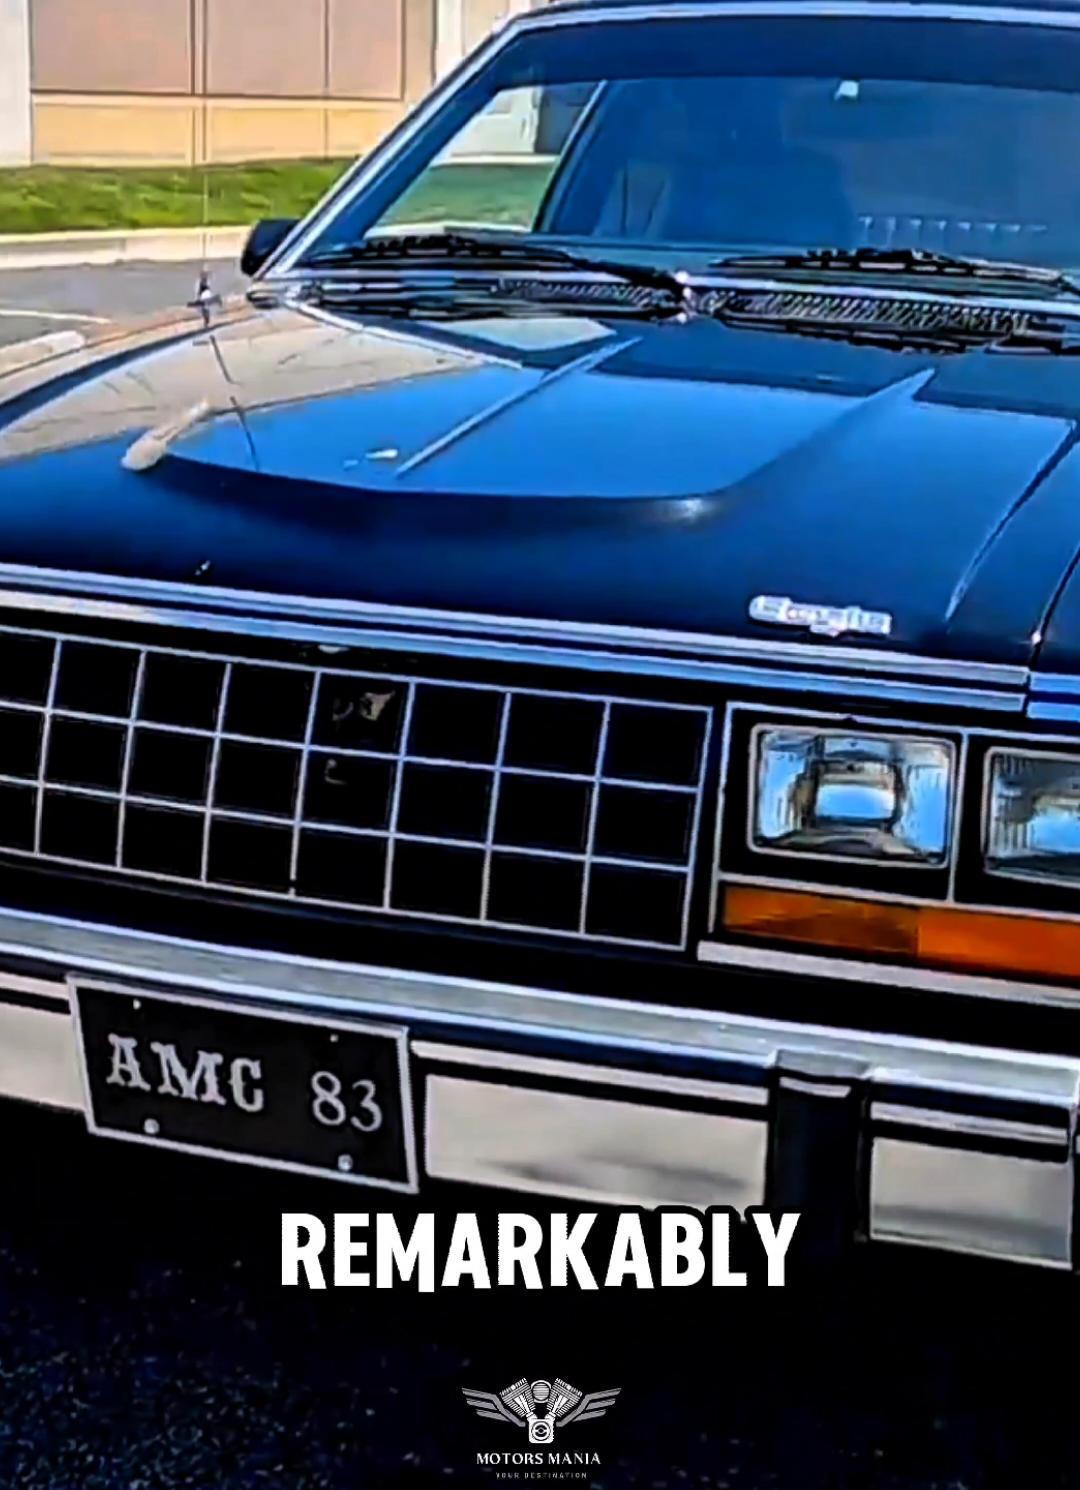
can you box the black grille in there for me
[0,627,713,949]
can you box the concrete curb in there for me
[0,223,250,271]
[0,328,87,373]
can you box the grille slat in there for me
[32,639,62,856]
[200,661,233,884]
[381,680,418,913]
[113,650,148,870]
[0,628,712,950]
[288,665,325,896]
[478,692,512,925]
[578,700,613,936]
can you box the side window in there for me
[372,83,600,235]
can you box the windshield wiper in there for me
[302,229,688,299]
[708,245,1080,299]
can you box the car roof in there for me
[538,0,1080,17]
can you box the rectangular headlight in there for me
[985,749,1080,882]
[751,727,955,866]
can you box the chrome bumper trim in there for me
[698,937,1080,1010]
[0,903,1074,1106]
[871,1101,1067,1148]
[871,1139,1073,1267]
[0,1002,82,1111]
[424,1075,769,1211]
[0,903,1077,1267]
[411,1039,770,1107]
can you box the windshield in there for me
[296,11,1080,276]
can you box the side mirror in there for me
[240,218,300,277]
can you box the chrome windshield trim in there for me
[0,565,1028,687]
[267,265,1080,321]
[271,0,1080,274]
[271,19,522,274]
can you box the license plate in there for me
[70,980,418,1191]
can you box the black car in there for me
[3,0,1080,1269]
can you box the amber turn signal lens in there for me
[722,885,1080,981]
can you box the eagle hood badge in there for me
[749,594,893,639]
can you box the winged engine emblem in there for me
[463,1377,620,1444]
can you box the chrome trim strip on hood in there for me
[1027,675,1080,720]
[0,564,1022,682]
[0,586,1018,710]
[0,568,1029,714]
[1031,673,1080,695]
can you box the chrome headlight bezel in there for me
[747,723,958,870]
[982,745,1080,889]
[711,701,1080,958]
[710,705,965,927]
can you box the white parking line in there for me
[0,307,112,325]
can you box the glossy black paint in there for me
[3,295,1080,667]
[240,219,300,278]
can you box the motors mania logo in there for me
[464,1377,620,1473]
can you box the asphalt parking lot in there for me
[0,1099,1078,1490]
[0,261,245,348]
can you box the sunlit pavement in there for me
[0,1101,1076,1490]
[0,262,246,349]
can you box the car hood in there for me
[3,294,1080,669]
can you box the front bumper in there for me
[0,904,1077,1270]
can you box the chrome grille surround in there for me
[0,625,713,950]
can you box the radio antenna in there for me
[189,37,221,327]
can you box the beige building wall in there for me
[0,0,33,165]
[27,0,445,165]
